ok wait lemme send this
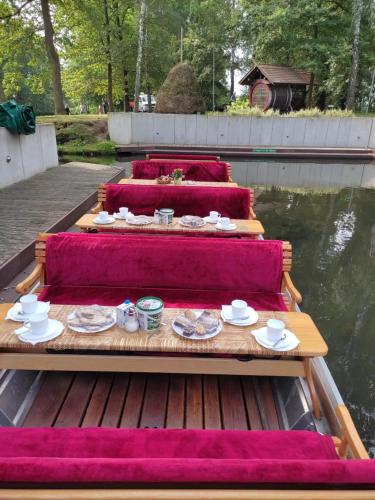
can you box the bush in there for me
[224,99,354,117]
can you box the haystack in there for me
[155,63,205,114]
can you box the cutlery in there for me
[272,333,287,348]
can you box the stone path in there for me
[0,161,124,267]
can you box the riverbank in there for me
[37,115,115,157]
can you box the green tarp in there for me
[0,99,36,135]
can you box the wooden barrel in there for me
[249,79,293,111]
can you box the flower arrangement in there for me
[172,168,184,179]
[172,168,184,184]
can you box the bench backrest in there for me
[36,233,291,292]
[146,154,220,161]
[131,160,231,182]
[101,184,252,219]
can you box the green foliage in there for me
[1,0,375,115]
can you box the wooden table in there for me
[0,304,327,417]
[75,214,265,237]
[119,179,238,187]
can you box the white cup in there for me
[99,211,109,221]
[266,319,285,342]
[210,211,220,222]
[220,217,231,227]
[20,294,38,314]
[119,207,129,218]
[24,312,49,337]
[231,299,248,319]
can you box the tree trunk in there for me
[307,72,315,108]
[230,46,235,97]
[40,0,65,114]
[103,0,114,112]
[134,0,146,113]
[347,0,364,110]
[0,77,5,101]
[124,70,130,112]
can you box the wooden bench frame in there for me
[0,404,370,498]
[92,183,256,219]
[16,234,301,312]
[131,159,234,182]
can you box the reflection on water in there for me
[255,185,375,450]
[231,159,375,190]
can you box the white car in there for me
[138,94,156,112]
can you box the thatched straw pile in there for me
[155,63,205,114]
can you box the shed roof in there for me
[239,64,315,86]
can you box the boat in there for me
[0,154,373,499]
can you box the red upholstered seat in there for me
[1,428,374,486]
[38,286,287,311]
[38,233,287,311]
[104,184,251,219]
[132,160,230,181]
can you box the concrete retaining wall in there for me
[0,124,58,189]
[108,113,375,149]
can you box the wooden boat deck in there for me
[21,372,281,430]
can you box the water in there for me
[73,154,375,449]
[239,160,375,452]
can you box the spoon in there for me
[272,333,287,348]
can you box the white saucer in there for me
[15,319,64,345]
[93,216,115,225]
[113,212,133,220]
[221,305,258,326]
[216,222,237,231]
[6,302,50,322]
[252,327,300,352]
[203,216,220,224]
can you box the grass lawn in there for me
[37,114,107,124]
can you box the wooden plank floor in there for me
[21,372,281,430]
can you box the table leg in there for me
[303,358,321,419]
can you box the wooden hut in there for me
[239,63,317,112]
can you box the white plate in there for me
[93,216,115,225]
[113,212,134,220]
[172,311,223,340]
[203,216,220,224]
[215,222,237,231]
[16,319,64,345]
[221,306,258,326]
[67,312,116,333]
[179,216,206,228]
[6,302,50,322]
[126,215,153,226]
[252,327,300,352]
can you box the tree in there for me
[134,0,146,112]
[347,0,364,109]
[40,0,64,113]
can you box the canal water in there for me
[239,159,375,452]
[66,156,375,451]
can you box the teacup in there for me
[231,299,248,319]
[119,207,129,218]
[209,211,221,222]
[24,312,49,337]
[99,211,109,222]
[220,217,231,228]
[20,294,38,314]
[266,319,285,342]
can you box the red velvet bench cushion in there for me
[104,184,250,219]
[38,233,287,311]
[1,428,374,486]
[132,160,230,181]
